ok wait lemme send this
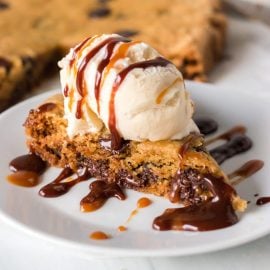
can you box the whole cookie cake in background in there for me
[0,0,226,111]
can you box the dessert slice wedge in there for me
[24,94,246,214]
[23,34,247,232]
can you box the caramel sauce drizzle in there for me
[228,160,264,185]
[65,36,98,112]
[69,36,93,68]
[156,77,181,104]
[64,36,172,150]
[100,41,140,89]
[118,225,127,232]
[68,88,74,111]
[37,102,56,113]
[95,38,130,114]
[65,38,137,124]
[64,36,92,98]
[121,197,152,226]
[137,197,152,208]
[7,171,40,187]
[178,133,203,160]
[75,36,128,119]
[89,231,110,240]
[162,123,263,231]
[109,57,171,150]
[205,125,246,146]
[7,154,47,188]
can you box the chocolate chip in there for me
[98,0,111,3]
[170,168,206,205]
[0,57,12,73]
[21,56,36,76]
[115,29,138,38]
[0,1,9,10]
[157,9,167,15]
[183,58,198,66]
[88,7,111,18]
[21,55,35,67]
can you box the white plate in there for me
[0,81,269,258]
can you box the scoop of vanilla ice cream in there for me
[59,34,198,141]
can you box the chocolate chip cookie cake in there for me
[17,34,251,232]
[0,0,226,111]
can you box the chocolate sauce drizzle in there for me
[39,167,91,197]
[208,126,252,164]
[108,57,171,150]
[69,36,92,69]
[256,197,270,206]
[9,154,46,174]
[153,174,238,231]
[194,117,218,135]
[95,38,129,113]
[80,180,126,212]
[75,36,128,119]
[65,35,172,150]
[7,113,265,233]
[157,120,262,231]
[64,36,92,97]
[7,154,47,187]
[63,85,69,97]
[210,135,252,165]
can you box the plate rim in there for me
[0,82,269,258]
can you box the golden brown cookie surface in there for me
[0,0,226,111]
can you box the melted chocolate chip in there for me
[169,168,208,205]
[21,55,35,67]
[116,166,156,190]
[0,1,9,10]
[88,7,111,18]
[21,56,36,77]
[115,29,138,38]
[78,156,110,180]
[183,58,198,66]
[116,170,140,189]
[98,0,111,3]
[100,137,129,154]
[0,57,12,73]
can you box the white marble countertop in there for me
[1,16,270,270]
